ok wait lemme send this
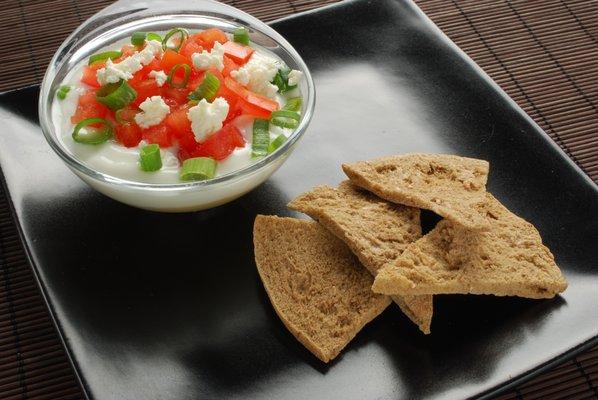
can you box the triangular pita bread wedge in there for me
[372,193,568,298]
[253,215,391,363]
[342,154,490,230]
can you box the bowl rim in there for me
[38,0,315,191]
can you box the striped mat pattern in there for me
[0,1,596,400]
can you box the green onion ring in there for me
[188,72,220,102]
[270,110,300,129]
[95,80,137,110]
[88,51,122,65]
[251,118,269,158]
[131,32,147,46]
[139,144,162,172]
[146,32,162,42]
[282,97,302,112]
[267,134,287,154]
[180,157,217,181]
[56,85,71,100]
[233,27,250,45]
[72,118,113,145]
[167,64,191,88]
[162,28,189,52]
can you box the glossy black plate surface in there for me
[0,1,597,399]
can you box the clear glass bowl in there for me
[38,0,315,212]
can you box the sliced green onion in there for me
[282,97,302,112]
[162,28,189,52]
[167,63,191,88]
[252,118,269,158]
[268,134,287,154]
[72,118,113,145]
[88,51,122,65]
[271,68,296,93]
[131,32,147,46]
[270,110,300,129]
[146,32,162,42]
[233,27,250,45]
[180,157,217,181]
[188,72,220,102]
[95,80,137,110]
[139,144,162,172]
[56,85,70,100]
[115,108,137,124]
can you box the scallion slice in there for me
[188,72,220,102]
[88,51,122,65]
[56,85,70,100]
[270,110,300,129]
[272,68,296,93]
[72,118,113,145]
[233,27,250,45]
[95,80,137,110]
[268,134,287,154]
[131,32,147,46]
[146,32,162,42]
[167,63,191,88]
[252,118,269,158]
[139,144,162,172]
[180,157,217,181]
[162,28,189,52]
[282,97,302,112]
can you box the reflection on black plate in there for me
[0,0,596,399]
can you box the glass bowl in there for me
[38,0,315,212]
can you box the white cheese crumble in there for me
[230,52,281,99]
[134,96,170,129]
[149,70,168,87]
[287,69,303,86]
[96,40,163,86]
[191,42,225,71]
[187,97,229,142]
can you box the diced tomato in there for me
[165,105,192,136]
[142,123,173,147]
[160,49,190,72]
[240,92,279,119]
[195,28,228,49]
[71,91,109,124]
[115,123,142,147]
[222,55,240,77]
[222,42,254,65]
[224,77,248,99]
[187,71,206,91]
[162,87,190,106]
[194,124,245,160]
[115,107,138,123]
[120,44,137,59]
[80,63,104,88]
[129,79,162,106]
[180,39,204,61]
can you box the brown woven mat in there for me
[0,1,596,400]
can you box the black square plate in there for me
[0,1,596,399]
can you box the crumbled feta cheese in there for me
[137,40,163,64]
[134,96,170,129]
[287,69,303,86]
[191,42,225,71]
[230,52,281,98]
[96,40,163,86]
[149,70,168,87]
[187,97,229,142]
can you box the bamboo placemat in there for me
[0,1,596,400]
